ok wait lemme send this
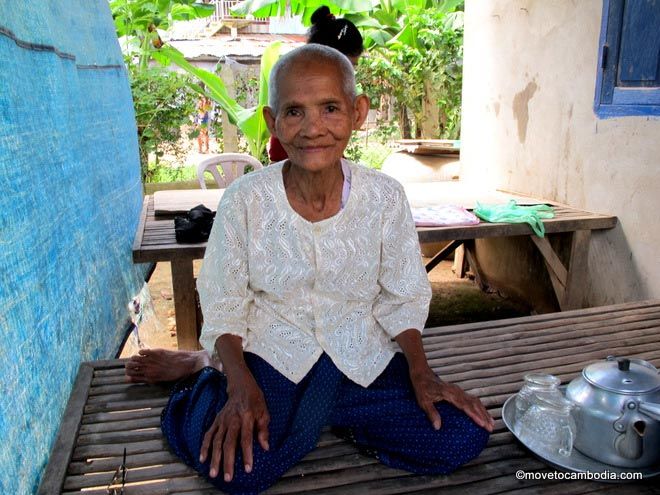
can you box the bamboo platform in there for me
[40,301,660,494]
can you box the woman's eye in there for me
[326,105,338,113]
[285,109,300,117]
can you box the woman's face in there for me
[264,59,368,174]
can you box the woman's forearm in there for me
[214,334,252,388]
[394,328,431,375]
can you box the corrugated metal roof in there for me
[169,33,304,61]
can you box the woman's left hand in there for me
[409,365,494,432]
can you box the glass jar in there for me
[514,373,563,429]
[517,395,576,457]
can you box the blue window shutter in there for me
[618,0,660,86]
[595,0,660,117]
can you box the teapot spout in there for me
[614,421,646,460]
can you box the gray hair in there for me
[268,44,356,112]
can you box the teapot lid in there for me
[584,357,660,394]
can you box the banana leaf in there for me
[231,0,372,25]
[158,42,282,159]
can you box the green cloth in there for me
[473,200,555,237]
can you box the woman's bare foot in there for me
[125,349,213,384]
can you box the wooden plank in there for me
[463,240,487,291]
[78,415,161,434]
[424,240,463,273]
[452,243,467,278]
[171,259,200,350]
[131,196,149,263]
[530,235,568,285]
[62,476,215,495]
[67,450,181,475]
[422,313,660,354]
[85,386,171,404]
[426,330,660,374]
[273,458,545,495]
[561,229,592,310]
[38,363,94,495]
[133,244,206,264]
[82,406,164,425]
[421,300,660,338]
[71,438,169,460]
[76,428,163,446]
[83,396,169,414]
[417,214,616,244]
[64,462,197,490]
[153,189,223,216]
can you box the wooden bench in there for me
[40,301,660,494]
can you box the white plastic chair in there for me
[197,153,263,189]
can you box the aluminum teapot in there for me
[565,356,660,468]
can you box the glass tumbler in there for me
[514,373,562,429]
[517,395,576,457]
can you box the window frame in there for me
[594,0,660,118]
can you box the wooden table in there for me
[39,300,660,494]
[132,189,616,351]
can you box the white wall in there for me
[460,0,660,305]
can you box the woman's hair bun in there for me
[311,6,332,25]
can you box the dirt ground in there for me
[120,258,529,357]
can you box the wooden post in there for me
[530,235,567,306]
[171,259,200,350]
[452,244,467,278]
[562,230,592,310]
[463,240,487,291]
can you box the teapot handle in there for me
[639,401,660,421]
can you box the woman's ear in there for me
[352,94,370,131]
[263,106,277,136]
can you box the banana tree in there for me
[231,0,372,25]
[344,0,463,48]
[157,42,282,160]
[111,0,215,69]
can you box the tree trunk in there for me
[399,106,412,139]
[219,62,239,153]
[378,93,390,122]
[421,78,440,138]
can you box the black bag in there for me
[174,204,216,243]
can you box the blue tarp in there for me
[0,2,145,492]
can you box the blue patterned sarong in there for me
[162,353,489,494]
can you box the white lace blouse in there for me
[197,159,431,387]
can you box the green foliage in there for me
[129,63,198,182]
[110,0,214,183]
[372,118,400,143]
[345,122,397,170]
[360,141,393,170]
[144,162,197,183]
[344,133,363,164]
[159,42,281,160]
[110,0,214,69]
[356,8,464,139]
[233,0,464,139]
[231,0,372,25]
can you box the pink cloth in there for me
[411,205,480,227]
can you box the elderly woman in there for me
[160,45,493,494]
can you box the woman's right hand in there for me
[199,370,270,482]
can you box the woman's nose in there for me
[300,111,326,137]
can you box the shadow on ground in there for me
[425,260,531,328]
